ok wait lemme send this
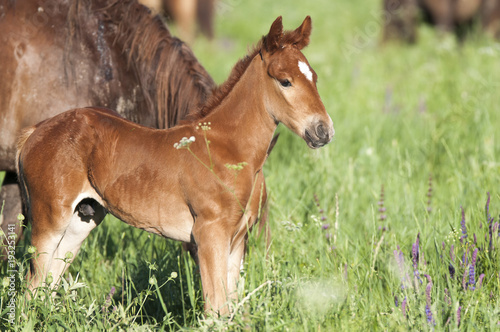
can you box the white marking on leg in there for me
[49,207,105,287]
[298,61,313,81]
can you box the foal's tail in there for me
[16,126,36,221]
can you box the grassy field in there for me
[2,0,500,330]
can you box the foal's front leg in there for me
[227,237,245,301]
[192,221,231,315]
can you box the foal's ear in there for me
[291,16,312,50]
[265,16,283,53]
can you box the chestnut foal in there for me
[17,16,334,314]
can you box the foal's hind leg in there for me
[28,198,105,292]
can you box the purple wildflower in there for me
[412,233,422,285]
[314,193,320,207]
[402,297,407,317]
[378,185,387,221]
[486,192,491,222]
[379,211,387,221]
[462,266,468,290]
[468,265,476,290]
[425,304,433,324]
[394,294,399,307]
[489,221,494,251]
[315,194,332,241]
[102,286,116,312]
[378,185,385,206]
[412,235,419,265]
[424,273,432,285]
[460,207,467,240]
[427,174,432,213]
[477,274,485,288]
[468,248,478,290]
[457,306,462,327]
[486,192,494,250]
[106,286,116,304]
[424,275,435,325]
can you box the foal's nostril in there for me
[316,123,328,140]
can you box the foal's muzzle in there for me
[305,120,335,149]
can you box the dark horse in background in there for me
[382,0,500,43]
[0,0,215,254]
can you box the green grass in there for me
[2,0,500,330]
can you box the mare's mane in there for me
[186,26,308,121]
[66,0,214,128]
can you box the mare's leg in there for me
[1,173,23,259]
[28,199,105,292]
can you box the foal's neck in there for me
[203,56,277,165]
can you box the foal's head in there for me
[260,16,334,149]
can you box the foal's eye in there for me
[279,79,292,88]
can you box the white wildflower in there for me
[174,136,196,149]
[196,122,212,131]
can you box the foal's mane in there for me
[186,27,307,121]
[67,0,215,128]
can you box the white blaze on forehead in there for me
[298,61,313,82]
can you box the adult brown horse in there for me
[0,0,215,251]
[382,0,500,42]
[17,16,334,314]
